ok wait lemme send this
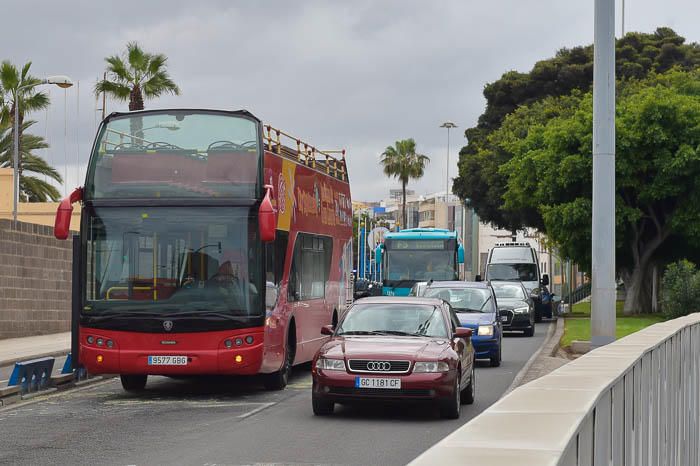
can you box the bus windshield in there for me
[84,206,262,317]
[385,249,457,283]
[85,111,260,199]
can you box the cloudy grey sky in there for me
[2,0,698,200]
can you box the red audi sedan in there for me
[311,297,475,419]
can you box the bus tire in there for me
[264,324,295,391]
[120,374,147,392]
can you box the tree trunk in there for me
[622,229,668,315]
[401,180,407,230]
[129,84,144,145]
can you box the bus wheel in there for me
[121,374,147,392]
[264,327,295,390]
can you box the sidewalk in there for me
[0,332,70,369]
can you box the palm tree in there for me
[380,139,430,229]
[0,120,62,201]
[95,41,180,138]
[0,61,51,180]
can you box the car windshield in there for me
[486,263,537,282]
[336,304,447,338]
[492,283,526,300]
[423,287,492,313]
[85,111,260,199]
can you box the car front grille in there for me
[499,309,514,325]
[348,359,411,374]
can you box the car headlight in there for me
[316,358,345,371]
[514,306,530,314]
[413,361,450,373]
[478,325,494,336]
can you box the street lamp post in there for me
[440,121,457,229]
[12,75,73,224]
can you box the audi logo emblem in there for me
[366,361,391,371]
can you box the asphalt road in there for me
[0,322,551,466]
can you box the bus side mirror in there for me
[54,187,83,240]
[541,274,549,286]
[259,185,276,243]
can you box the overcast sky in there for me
[2,0,698,201]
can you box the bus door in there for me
[288,233,334,360]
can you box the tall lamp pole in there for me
[13,75,74,224]
[440,121,457,228]
[591,0,616,348]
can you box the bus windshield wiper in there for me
[85,311,163,321]
[161,310,242,320]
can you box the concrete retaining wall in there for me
[0,219,72,339]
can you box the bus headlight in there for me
[478,325,494,336]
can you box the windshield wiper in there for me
[479,296,493,312]
[374,330,425,337]
[454,308,482,313]
[84,311,163,321]
[336,330,386,336]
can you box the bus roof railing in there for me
[263,124,348,182]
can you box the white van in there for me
[482,242,552,322]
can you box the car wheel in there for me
[120,374,147,392]
[490,343,501,367]
[263,333,294,390]
[441,375,461,419]
[524,325,535,337]
[312,393,334,416]
[461,361,475,405]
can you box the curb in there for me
[502,317,565,397]
[0,375,112,412]
[0,348,70,369]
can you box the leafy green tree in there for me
[661,260,700,319]
[95,41,180,136]
[0,60,51,183]
[454,28,700,231]
[380,139,430,228]
[0,120,62,201]
[498,69,700,314]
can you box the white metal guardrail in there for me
[411,313,700,466]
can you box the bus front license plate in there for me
[148,355,188,366]
[355,377,401,389]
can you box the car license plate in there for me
[147,355,188,365]
[501,315,509,322]
[355,377,401,389]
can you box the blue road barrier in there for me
[8,357,55,393]
[61,353,87,381]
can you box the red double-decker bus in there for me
[55,109,353,391]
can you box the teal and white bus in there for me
[375,228,464,296]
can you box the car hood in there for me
[455,312,496,327]
[497,298,529,310]
[521,281,539,293]
[322,336,451,360]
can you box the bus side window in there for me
[288,233,333,302]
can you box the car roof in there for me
[353,296,444,306]
[426,281,489,289]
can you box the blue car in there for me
[423,281,502,367]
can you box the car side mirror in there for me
[455,327,472,338]
[474,274,482,282]
[541,274,549,286]
[321,325,334,336]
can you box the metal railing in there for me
[263,124,348,182]
[410,313,700,466]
